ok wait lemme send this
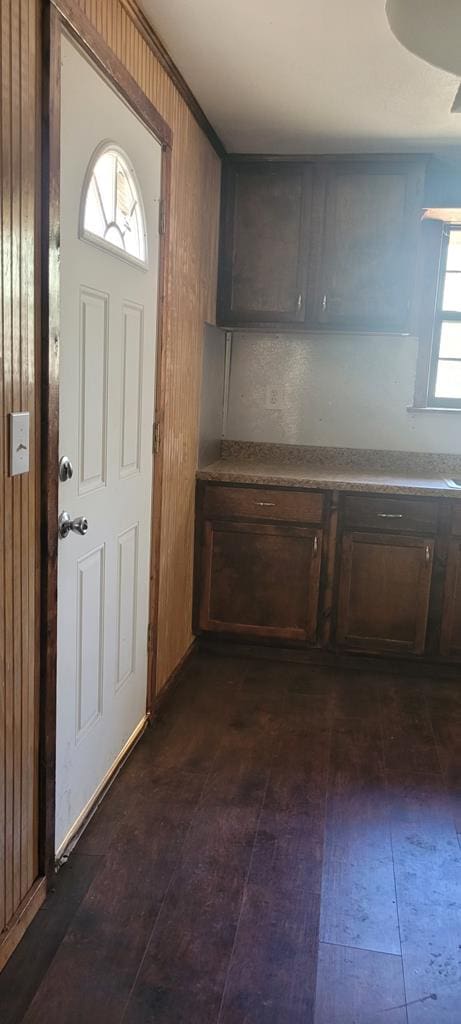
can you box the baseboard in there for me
[55,715,149,864]
[198,636,461,680]
[151,639,198,717]
[0,877,47,972]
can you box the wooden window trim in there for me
[412,218,461,411]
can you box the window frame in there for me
[79,140,149,270]
[427,223,461,408]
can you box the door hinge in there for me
[147,623,154,652]
[158,198,166,235]
[153,421,160,454]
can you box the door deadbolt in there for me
[58,511,89,539]
[59,455,74,482]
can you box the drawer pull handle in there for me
[313,535,319,556]
[377,513,404,519]
[425,544,431,564]
[255,501,276,508]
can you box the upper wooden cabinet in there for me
[314,161,425,332]
[217,156,426,333]
[217,161,314,325]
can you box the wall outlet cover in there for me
[265,385,285,410]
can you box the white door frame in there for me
[40,4,172,878]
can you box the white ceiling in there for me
[140,0,461,154]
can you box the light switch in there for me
[9,412,30,476]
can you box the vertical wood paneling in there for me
[72,0,221,691]
[1,0,220,966]
[0,0,39,945]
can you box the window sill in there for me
[407,405,461,414]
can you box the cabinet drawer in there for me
[203,485,324,524]
[343,495,438,535]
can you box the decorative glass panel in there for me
[82,146,146,264]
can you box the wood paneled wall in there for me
[74,0,222,692]
[0,0,220,963]
[0,0,41,948]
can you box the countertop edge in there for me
[196,467,461,499]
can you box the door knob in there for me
[58,511,89,539]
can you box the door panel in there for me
[336,531,433,654]
[315,161,424,331]
[218,162,313,324]
[79,288,109,492]
[441,539,461,657]
[56,38,161,855]
[120,303,143,476]
[76,545,105,737]
[200,519,322,641]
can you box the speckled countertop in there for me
[197,441,461,498]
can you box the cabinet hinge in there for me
[153,421,160,454]
[147,623,154,652]
[158,198,166,236]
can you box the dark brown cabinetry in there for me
[199,519,322,641]
[217,156,425,333]
[198,484,324,641]
[313,161,424,332]
[218,161,314,325]
[440,506,461,656]
[336,532,434,655]
[440,539,461,657]
[194,482,461,663]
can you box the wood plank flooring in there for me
[0,651,460,1023]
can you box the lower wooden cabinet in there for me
[336,532,434,655]
[195,482,461,662]
[440,538,461,657]
[199,518,322,641]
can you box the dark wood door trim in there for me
[51,0,172,149]
[40,1,172,878]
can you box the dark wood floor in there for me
[1,650,461,1023]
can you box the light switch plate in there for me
[9,412,30,476]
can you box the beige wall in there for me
[226,331,461,454]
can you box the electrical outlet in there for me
[265,385,284,410]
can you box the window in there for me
[81,144,147,265]
[428,224,461,407]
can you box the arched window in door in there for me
[81,143,147,265]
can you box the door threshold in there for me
[55,715,148,865]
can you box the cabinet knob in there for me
[425,544,431,564]
[255,501,276,508]
[322,294,327,313]
[377,513,403,519]
[297,293,303,311]
[313,535,319,556]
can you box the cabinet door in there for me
[336,532,433,654]
[440,539,461,657]
[199,519,322,641]
[315,160,425,332]
[218,161,313,325]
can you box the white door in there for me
[55,37,162,856]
